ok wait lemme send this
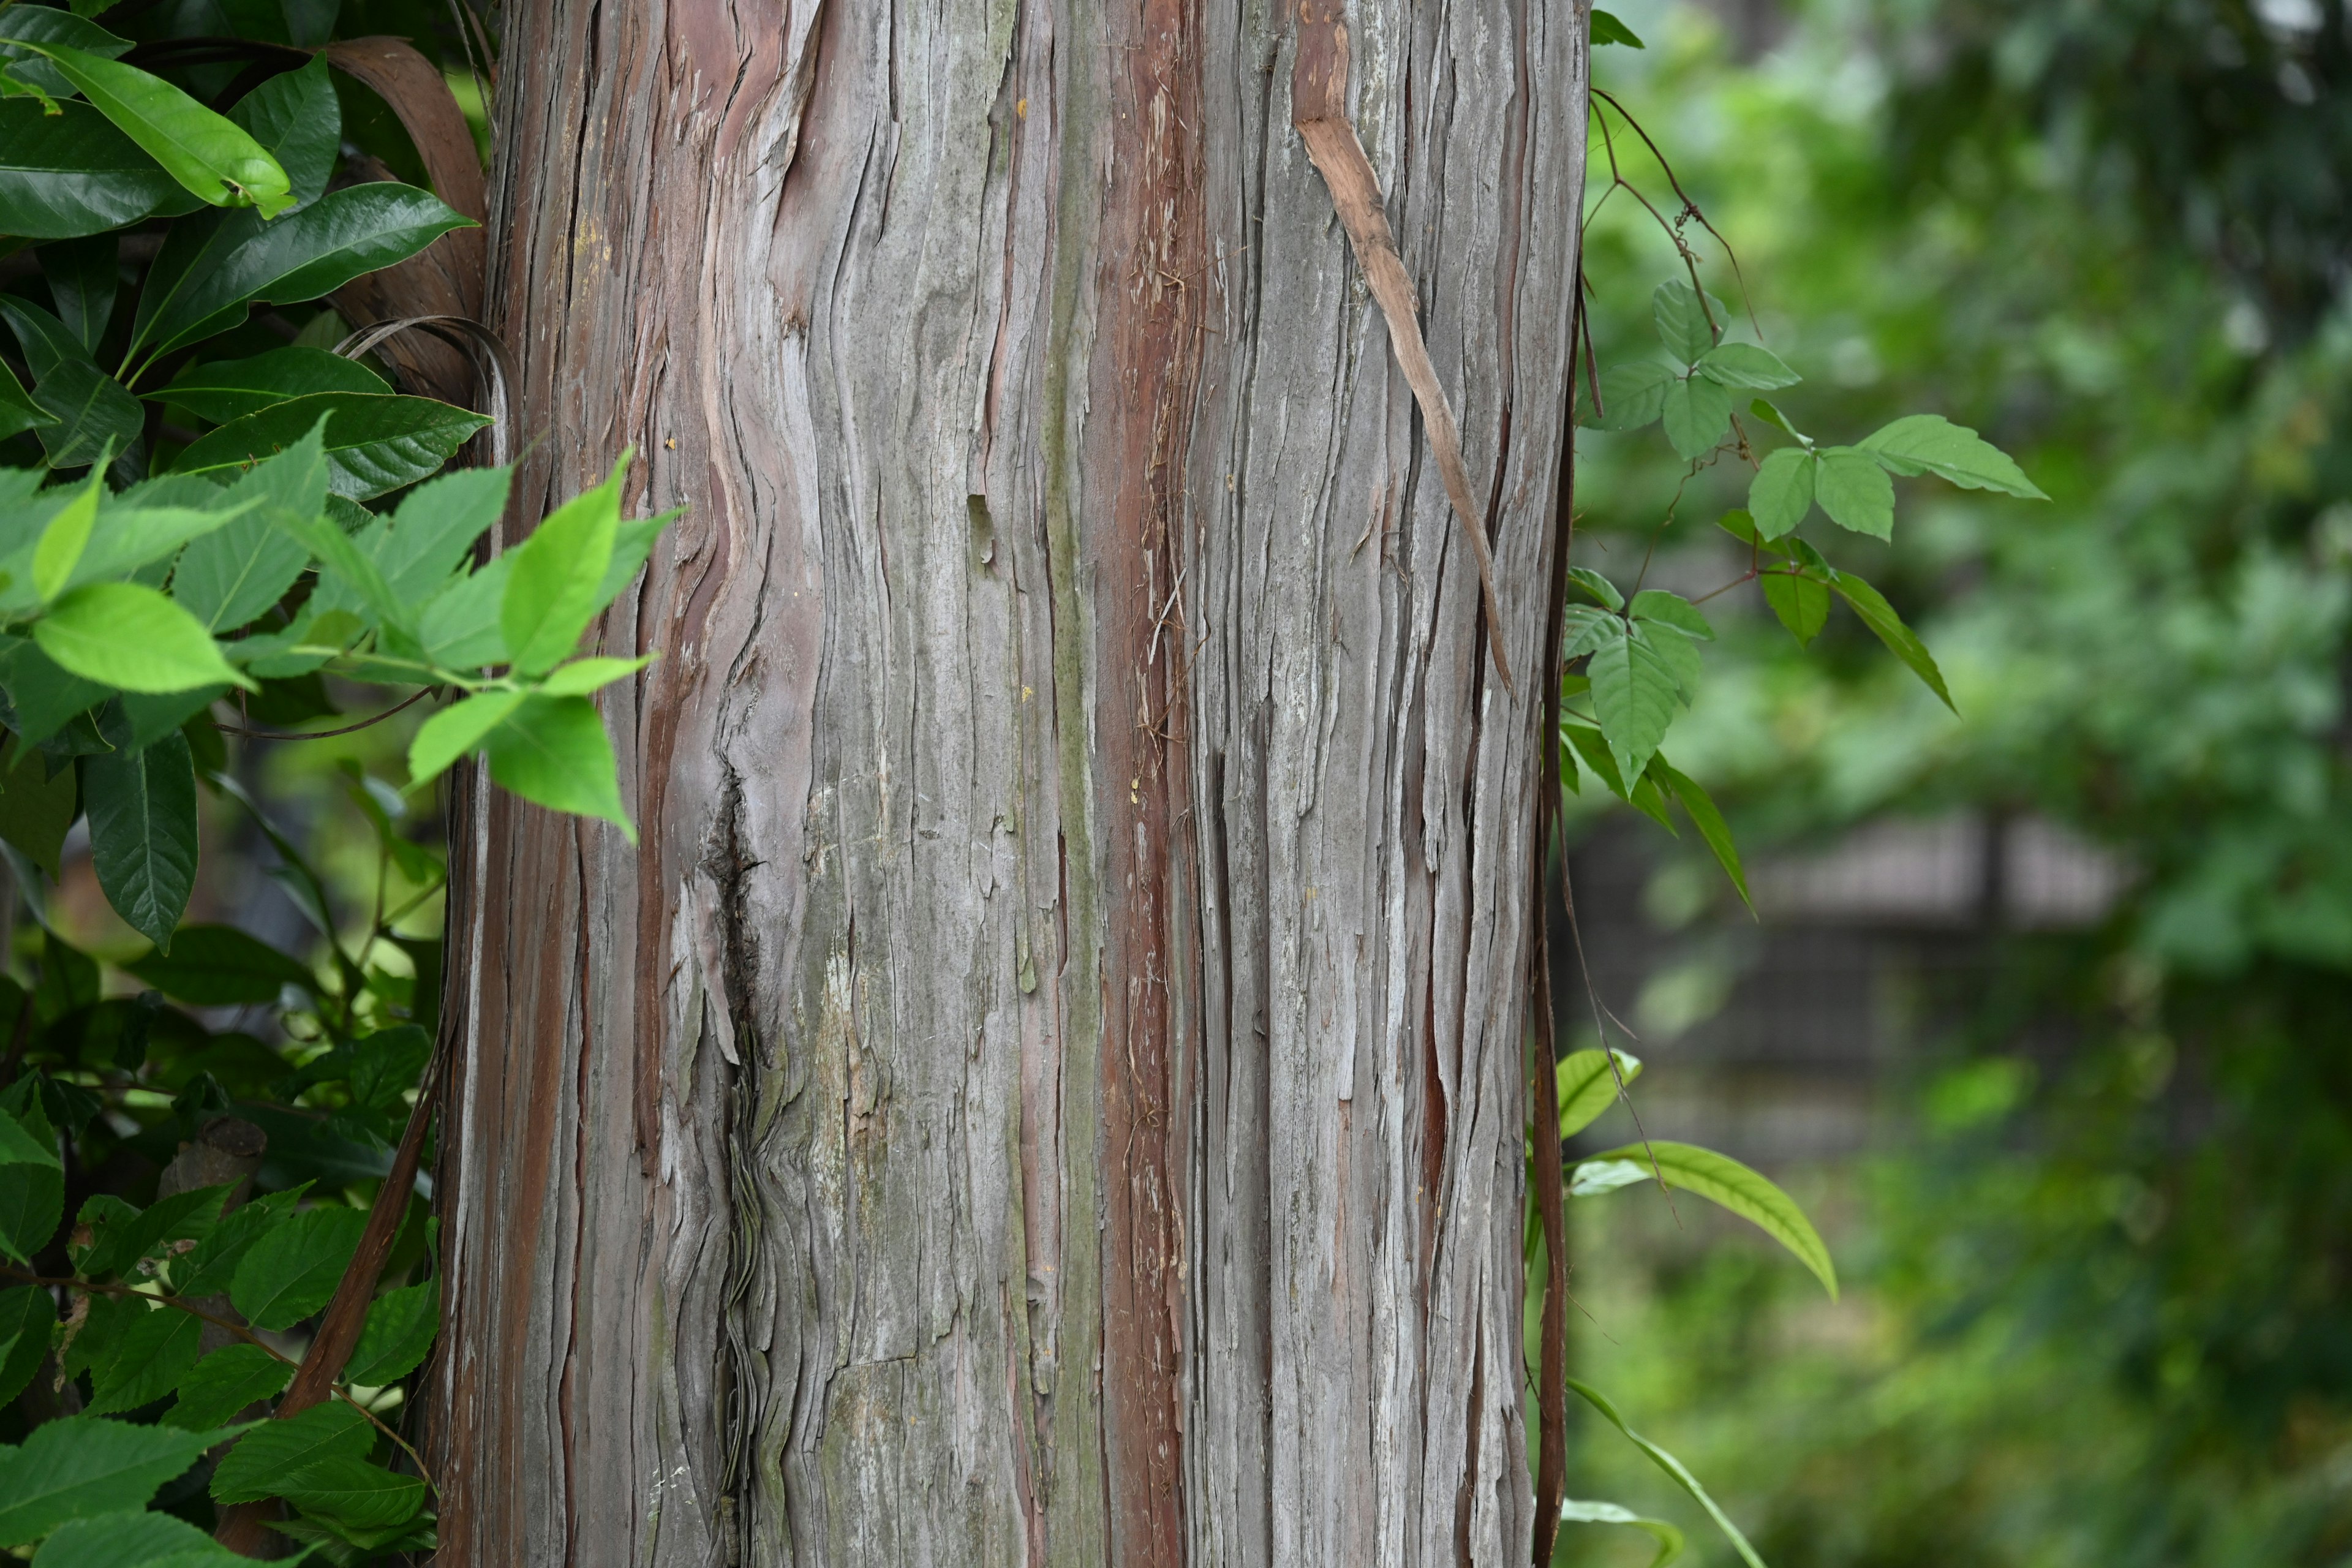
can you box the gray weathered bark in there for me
[431,2,1588,1563]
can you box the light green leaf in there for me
[413,554,511,669]
[1567,1379,1769,1568]
[1558,1499,1683,1568]
[375,466,510,604]
[1813,447,1896,538]
[157,347,389,425]
[407,689,525,787]
[31,1508,251,1567]
[590,510,679,616]
[1654,757,1751,910]
[1597,361,1672,431]
[344,1281,437,1387]
[8,43,292,216]
[1561,605,1619,659]
[503,456,627,675]
[0,98,200,240]
[85,729,200,950]
[1858,412,2047,499]
[0,1416,225,1547]
[85,1301,203,1415]
[278,1455,426,1531]
[1586,623,1687,786]
[1748,447,1814,540]
[1651,279,1730,364]
[168,393,489,502]
[230,1204,367,1331]
[1590,9,1645,46]
[1569,1158,1652,1196]
[1829,571,1954,710]
[1628,590,1713,641]
[211,1401,371,1505]
[1555,1046,1643,1139]
[35,582,254,693]
[1748,398,1802,439]
[164,1343,292,1431]
[31,473,99,602]
[538,654,654,697]
[1576,1139,1838,1297]
[1660,375,1732,459]
[484,695,635,840]
[173,429,326,631]
[1696,341,1799,390]
[1566,566,1624,611]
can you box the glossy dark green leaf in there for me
[0,6,130,99]
[0,633,109,745]
[502,454,625,674]
[344,1280,436,1387]
[85,1300,203,1415]
[9,42,292,217]
[0,99,198,240]
[0,1415,224,1546]
[1652,279,1730,364]
[230,1204,366,1330]
[0,360,51,442]
[40,233,118,351]
[1813,446,1896,538]
[0,734,75,879]
[27,360,141,473]
[0,295,92,382]
[83,728,200,949]
[0,1286,52,1408]
[484,695,635,840]
[128,924,313,1006]
[159,347,389,426]
[1749,447,1815,540]
[1760,570,1829,647]
[0,1104,62,1265]
[170,393,489,500]
[211,1399,370,1505]
[225,55,338,209]
[131,184,470,360]
[164,1343,292,1431]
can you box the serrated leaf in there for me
[1586,624,1686,795]
[407,689,524,788]
[173,430,326,633]
[1830,571,1954,710]
[127,925,312,1006]
[1814,447,1896,538]
[0,98,200,240]
[30,1508,250,1567]
[1555,1046,1643,1139]
[230,1204,367,1331]
[344,1281,437,1387]
[1696,341,1799,390]
[1561,606,1618,660]
[1566,565,1624,611]
[85,1300,203,1415]
[538,654,654,697]
[7,42,292,217]
[1628,589,1713,641]
[76,1182,231,1279]
[484,695,635,840]
[375,466,509,603]
[1576,1138,1836,1296]
[1590,9,1645,46]
[36,582,253,693]
[1654,758,1752,910]
[0,1416,224,1547]
[413,554,511,669]
[1748,447,1814,539]
[30,473,98,604]
[1651,280,1729,364]
[165,1343,292,1431]
[0,1287,52,1408]
[280,1455,426,1531]
[592,510,677,616]
[85,729,200,949]
[168,393,489,502]
[1597,361,1672,431]
[1558,1499,1684,1568]
[1561,719,1676,832]
[175,1185,306,1298]
[1567,1379,1769,1568]
[157,347,389,425]
[211,1400,371,1504]
[1858,412,2046,499]
[1760,570,1829,647]
[503,456,626,675]
[0,1105,64,1265]
[1660,375,1732,459]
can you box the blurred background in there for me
[1556,1,2352,1564]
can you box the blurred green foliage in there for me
[1560,1,2352,1563]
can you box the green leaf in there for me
[0,360,53,442]
[1747,398,1801,438]
[27,360,142,474]
[1654,758,1752,910]
[0,1105,63,1265]
[1812,447,1895,538]
[591,510,677,616]
[1587,623,1686,785]
[1558,1500,1684,1568]
[30,1508,251,1567]
[127,925,312,1006]
[1748,447,1814,540]
[0,1416,224,1547]
[1562,720,1676,832]
[413,554,510,668]
[1555,1046,1643,1139]
[164,1343,292,1431]
[502,456,627,675]
[1567,1379,1769,1568]
[37,582,254,693]
[157,347,389,426]
[175,1185,305,1298]
[1696,341,1800,390]
[1659,375,1732,459]
[76,1183,230,1279]
[1589,9,1645,46]
[172,429,326,631]
[211,1400,372,1505]
[230,1204,367,1330]
[1829,571,1954,710]
[1628,590,1713,641]
[1651,279,1729,364]
[374,466,508,603]
[0,6,129,99]
[0,98,200,240]
[32,473,97,603]
[344,1281,437,1387]
[484,695,635,840]
[1760,570,1829,647]
[168,393,489,502]
[42,233,119,351]
[539,654,655,697]
[407,689,523,787]
[7,43,292,217]
[279,1455,425,1531]
[130,184,471,360]
[1566,566,1624,611]
[0,1286,52,1408]
[1597,361,1672,431]
[85,1301,203,1415]
[84,730,199,949]
[1858,412,2046,499]
[1576,1139,1837,1297]
[224,55,337,209]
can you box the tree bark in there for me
[432,2,1589,1563]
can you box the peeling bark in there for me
[434,2,1589,1564]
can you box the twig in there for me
[213,688,434,742]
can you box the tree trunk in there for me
[431,2,1589,1563]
